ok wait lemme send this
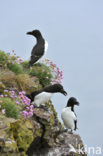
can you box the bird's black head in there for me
[26,30,42,38]
[67,97,79,107]
[45,84,67,95]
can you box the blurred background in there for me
[0,0,103,155]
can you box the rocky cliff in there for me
[0,51,87,156]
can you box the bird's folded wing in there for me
[70,111,77,121]
[31,45,44,56]
[30,55,41,65]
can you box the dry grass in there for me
[0,70,41,93]
[15,74,41,93]
[0,70,17,89]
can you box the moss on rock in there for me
[10,120,34,151]
[0,82,5,93]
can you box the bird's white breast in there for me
[33,92,53,107]
[61,107,77,130]
[37,40,48,64]
[44,40,48,52]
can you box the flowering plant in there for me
[44,59,63,84]
[7,50,23,65]
[0,50,64,119]
[0,89,33,118]
[6,50,24,74]
[28,59,63,86]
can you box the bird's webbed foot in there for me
[68,130,73,134]
[33,104,48,111]
[39,104,48,111]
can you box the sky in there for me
[0,0,103,155]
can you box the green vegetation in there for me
[0,51,53,87]
[29,63,53,86]
[0,51,8,67]
[0,98,20,119]
[23,61,53,86]
[22,60,29,68]
[7,63,23,75]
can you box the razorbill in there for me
[27,29,48,67]
[26,84,67,107]
[61,97,79,133]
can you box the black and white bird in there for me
[27,29,48,67]
[26,84,67,107]
[61,97,79,133]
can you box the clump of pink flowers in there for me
[0,89,33,118]
[7,50,23,65]
[44,59,63,84]
[19,91,34,117]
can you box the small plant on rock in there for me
[7,50,24,74]
[0,90,33,119]
[0,97,20,119]
[0,51,8,68]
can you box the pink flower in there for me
[30,105,34,109]
[16,101,20,105]
[14,60,18,63]
[19,59,23,63]
[4,90,8,92]
[28,111,33,117]
[23,111,29,118]
[0,100,2,103]
[0,95,4,98]
[4,95,8,97]
[22,91,26,95]
[1,109,5,114]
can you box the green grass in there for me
[7,63,23,75]
[29,63,53,86]
[22,60,29,68]
[23,61,53,86]
[0,97,20,119]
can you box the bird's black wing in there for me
[29,44,44,66]
[74,111,78,130]
[31,44,44,56]
[29,55,42,66]
[74,120,77,130]
[26,90,42,102]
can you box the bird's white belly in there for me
[44,40,48,53]
[39,41,48,63]
[61,108,76,130]
[33,92,53,107]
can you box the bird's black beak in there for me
[26,31,32,35]
[75,102,80,106]
[61,89,67,96]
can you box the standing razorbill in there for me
[61,97,79,133]
[27,29,48,67]
[26,84,67,107]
